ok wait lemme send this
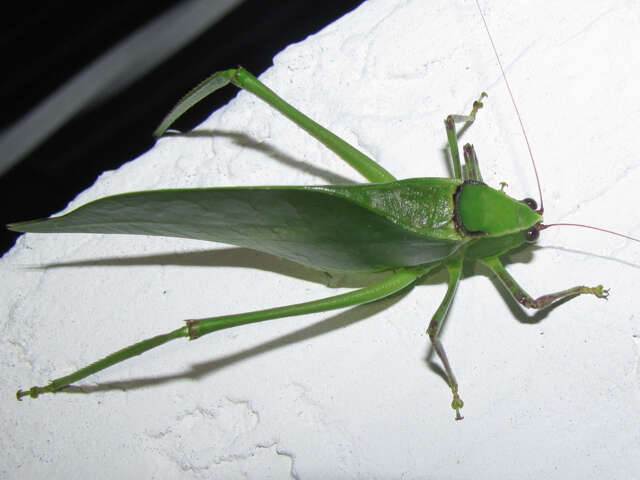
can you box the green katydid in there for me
[11,61,633,420]
[9,5,640,420]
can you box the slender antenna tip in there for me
[475,0,544,213]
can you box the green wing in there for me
[9,179,464,272]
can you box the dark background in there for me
[1,1,363,255]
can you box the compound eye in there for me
[521,198,538,211]
[525,227,540,242]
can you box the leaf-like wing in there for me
[9,180,463,272]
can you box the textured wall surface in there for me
[2,0,639,478]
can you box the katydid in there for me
[9,4,640,420]
[10,61,632,420]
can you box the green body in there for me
[9,179,540,272]
[10,67,607,420]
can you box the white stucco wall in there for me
[2,0,639,478]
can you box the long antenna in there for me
[475,2,640,246]
[475,0,544,214]
[540,223,640,243]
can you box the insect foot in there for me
[16,387,41,400]
[585,285,610,299]
[471,92,488,117]
[451,385,464,421]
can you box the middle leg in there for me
[427,257,465,420]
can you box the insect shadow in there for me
[421,244,550,385]
[175,129,356,185]
[38,247,388,289]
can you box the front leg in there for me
[444,92,487,179]
[481,256,609,309]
